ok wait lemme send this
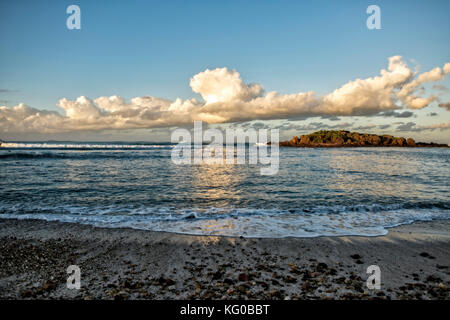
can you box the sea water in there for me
[0,142,448,238]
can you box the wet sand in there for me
[0,218,449,300]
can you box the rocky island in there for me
[277,130,448,148]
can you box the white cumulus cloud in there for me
[0,56,449,135]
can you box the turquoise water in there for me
[0,142,448,237]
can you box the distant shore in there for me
[0,218,449,300]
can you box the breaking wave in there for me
[0,203,448,238]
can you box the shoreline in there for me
[0,218,449,300]
[1,215,450,240]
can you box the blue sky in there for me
[0,0,449,142]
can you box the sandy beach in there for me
[0,218,448,300]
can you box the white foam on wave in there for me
[0,204,448,238]
[0,142,170,149]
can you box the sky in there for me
[0,0,449,142]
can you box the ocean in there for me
[0,142,448,238]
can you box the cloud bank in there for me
[1,56,449,134]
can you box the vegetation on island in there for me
[278,130,448,148]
